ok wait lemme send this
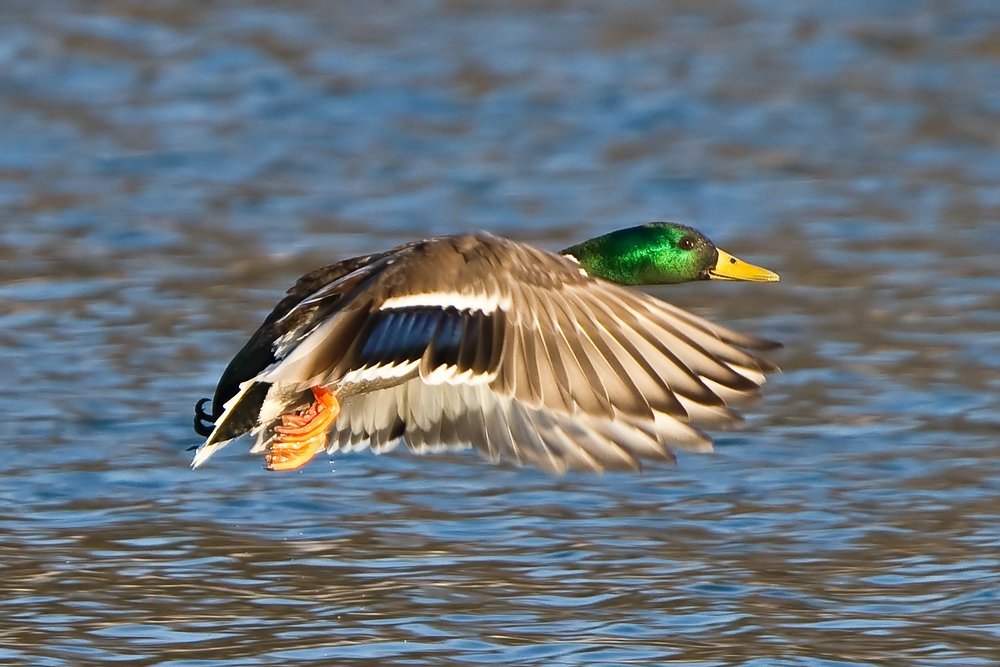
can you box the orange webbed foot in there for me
[266,386,340,471]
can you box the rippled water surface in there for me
[2,1,999,664]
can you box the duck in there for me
[191,222,780,474]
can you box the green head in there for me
[560,222,779,285]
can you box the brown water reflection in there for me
[4,480,998,664]
[1,0,999,665]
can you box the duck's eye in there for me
[678,236,695,250]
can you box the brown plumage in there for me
[192,231,779,473]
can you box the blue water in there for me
[1,2,999,665]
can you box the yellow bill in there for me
[709,249,780,282]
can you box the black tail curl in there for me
[193,397,216,439]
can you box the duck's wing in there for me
[244,233,779,473]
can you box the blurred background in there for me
[1,1,998,664]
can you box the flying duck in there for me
[191,222,780,474]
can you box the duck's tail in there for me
[190,380,269,468]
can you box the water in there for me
[2,1,999,664]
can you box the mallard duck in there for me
[191,223,780,474]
